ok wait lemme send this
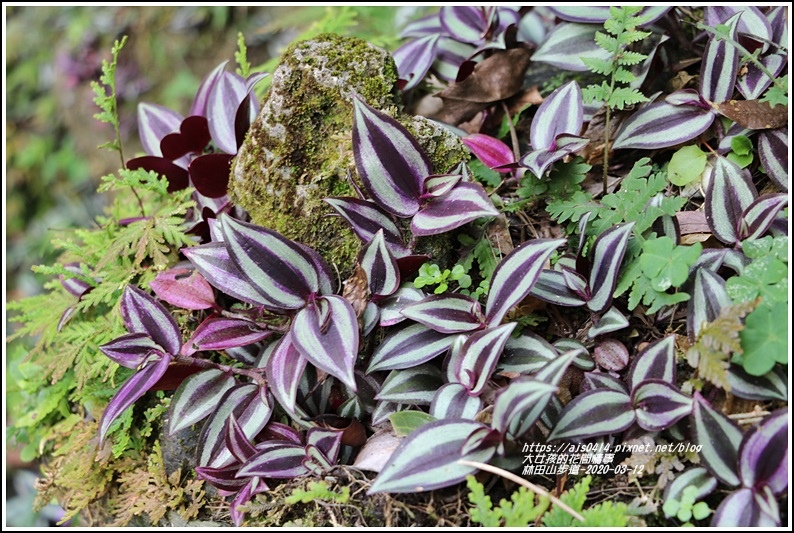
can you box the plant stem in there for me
[173,354,267,387]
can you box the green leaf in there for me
[389,410,437,437]
[582,56,613,76]
[726,151,753,169]
[469,159,502,188]
[738,301,788,375]
[617,50,648,66]
[760,74,787,107]
[692,501,711,521]
[640,237,702,291]
[730,135,753,156]
[234,32,251,77]
[668,145,708,186]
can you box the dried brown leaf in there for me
[713,99,788,130]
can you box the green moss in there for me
[230,33,466,277]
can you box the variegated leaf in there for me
[393,34,439,92]
[368,323,454,373]
[492,377,558,438]
[120,285,182,356]
[633,379,693,432]
[700,13,741,103]
[422,173,462,199]
[532,23,611,72]
[440,6,489,44]
[738,408,788,494]
[368,419,496,493]
[225,413,258,464]
[587,222,635,314]
[530,81,583,151]
[207,71,246,154]
[498,331,558,374]
[549,389,635,441]
[461,134,515,171]
[378,285,426,327]
[711,487,780,527]
[266,336,308,415]
[167,368,236,435]
[520,135,589,178]
[400,293,484,334]
[411,182,498,236]
[663,467,717,516]
[137,102,182,157]
[553,339,594,372]
[691,392,742,487]
[628,335,677,391]
[687,268,731,342]
[582,372,629,394]
[739,193,788,241]
[195,462,248,493]
[588,306,629,339]
[376,364,444,405]
[485,238,566,326]
[528,269,588,307]
[705,156,757,245]
[306,426,344,466]
[757,128,788,191]
[359,230,400,297]
[454,323,516,396]
[291,295,359,391]
[727,364,787,402]
[612,102,714,150]
[352,97,427,217]
[532,349,581,387]
[324,196,409,257]
[737,53,786,100]
[237,441,309,478]
[430,383,483,420]
[189,61,228,117]
[186,317,271,354]
[100,333,161,369]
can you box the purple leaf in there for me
[549,6,671,25]
[492,377,558,438]
[588,306,629,339]
[687,268,731,342]
[376,364,444,405]
[411,182,499,236]
[587,222,635,314]
[261,421,303,444]
[612,102,714,150]
[632,379,693,432]
[120,285,182,355]
[378,285,426,327]
[401,293,484,334]
[324,197,410,258]
[149,267,215,311]
[352,97,428,217]
[306,426,344,467]
[368,419,496,494]
[461,134,515,171]
[727,364,788,402]
[195,462,248,493]
[237,441,309,478]
[187,317,271,354]
[440,6,490,44]
[665,89,708,108]
[740,193,788,241]
[485,238,566,326]
[711,487,780,527]
[100,333,162,369]
[359,230,400,297]
[628,335,676,390]
[160,115,211,160]
[528,269,588,307]
[207,71,247,154]
[581,372,629,394]
[554,339,594,372]
[225,413,258,464]
[291,295,359,391]
[706,156,758,246]
[99,354,171,445]
[59,262,93,297]
[532,348,582,386]
[229,478,269,527]
[454,323,516,395]
[663,468,717,515]
[166,368,236,436]
[182,242,274,307]
[520,135,590,178]
[367,323,455,372]
[137,102,183,157]
[221,214,319,309]
[433,37,476,82]
[705,7,773,50]
[737,53,786,100]
[548,389,635,440]
[700,13,741,104]
[430,383,483,420]
[532,23,611,71]
[393,34,439,92]
[422,173,462,199]
[265,336,308,415]
[400,13,442,38]
[530,81,583,150]
[190,61,229,117]
[198,383,273,468]
[126,156,190,192]
[593,338,629,372]
[691,392,742,487]
[757,127,788,191]
[188,153,233,198]
[499,331,558,374]
[738,408,788,494]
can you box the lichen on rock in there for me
[230,33,467,277]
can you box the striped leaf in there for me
[492,377,558,438]
[587,222,635,314]
[198,383,273,468]
[187,317,271,354]
[485,238,567,326]
[632,379,693,432]
[120,285,182,356]
[99,354,172,445]
[740,193,788,241]
[727,364,788,402]
[711,487,780,527]
[739,408,788,494]
[207,71,246,154]
[737,53,786,100]
[352,97,427,217]
[581,372,629,394]
[100,333,161,370]
[137,102,182,157]
[411,182,498,236]
[454,323,516,396]
[594,339,629,372]
[368,419,495,494]
[520,135,589,178]
[376,364,444,405]
[612,102,714,150]
[498,331,558,374]
[528,269,588,307]
[549,6,671,25]
[532,23,611,72]
[687,268,731,342]
[359,230,400,297]
[705,156,758,246]
[433,37,476,82]
[549,389,635,441]
[222,214,320,309]
[532,349,581,387]
[430,383,483,420]
[422,173,461,199]
[440,6,489,44]
[628,335,676,391]
[400,293,484,334]
[368,323,454,373]
[530,81,584,151]
[306,427,344,467]
[461,134,515,171]
[291,295,359,391]
[189,60,228,117]
[182,242,272,307]
[393,34,439,92]
[149,267,215,311]
[691,392,742,487]
[588,306,629,339]
[553,339,594,371]
[265,336,308,415]
[195,462,248,493]
[167,369,236,435]
[225,413,258,464]
[237,441,308,478]
[663,467,717,516]
[324,196,409,258]
[378,285,426,327]
[700,13,741,103]
[705,7,772,50]
[757,128,788,191]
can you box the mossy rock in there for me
[230,33,467,278]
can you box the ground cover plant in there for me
[6,5,789,528]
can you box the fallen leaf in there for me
[675,210,710,235]
[352,428,402,472]
[713,99,788,130]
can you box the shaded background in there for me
[4,5,418,525]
